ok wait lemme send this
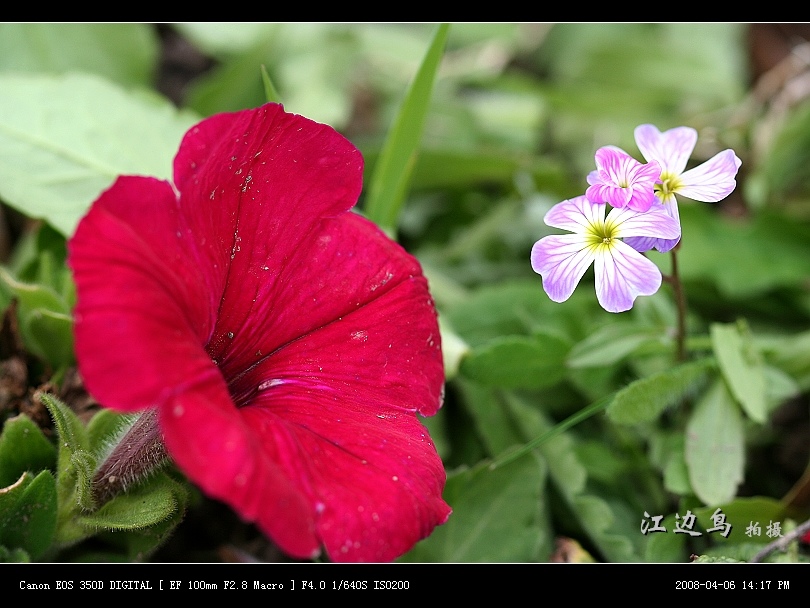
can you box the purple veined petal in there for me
[623,235,658,253]
[607,203,681,240]
[678,149,742,202]
[587,147,660,211]
[650,196,682,252]
[544,195,605,232]
[593,239,663,313]
[531,234,597,303]
[634,125,697,175]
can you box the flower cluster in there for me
[68,103,451,562]
[531,124,741,313]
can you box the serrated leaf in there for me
[0,73,199,236]
[400,454,548,562]
[0,471,57,560]
[0,414,57,488]
[711,321,767,423]
[685,379,745,505]
[459,333,570,389]
[607,358,715,424]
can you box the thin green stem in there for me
[662,244,688,362]
[488,392,616,470]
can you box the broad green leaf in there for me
[607,358,715,424]
[504,394,640,562]
[711,321,767,423]
[762,329,810,390]
[0,471,57,560]
[643,514,687,562]
[0,24,158,87]
[694,497,788,546]
[685,379,745,505]
[670,206,810,297]
[459,333,570,389]
[0,73,199,236]
[0,415,57,488]
[77,473,181,532]
[400,454,548,562]
[568,323,661,368]
[22,308,74,369]
[364,23,449,236]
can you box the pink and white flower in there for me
[625,124,742,253]
[531,195,681,313]
[586,146,661,212]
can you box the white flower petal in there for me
[606,204,681,240]
[544,195,604,233]
[635,124,697,175]
[678,149,742,202]
[594,240,663,313]
[531,234,596,303]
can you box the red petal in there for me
[69,176,223,411]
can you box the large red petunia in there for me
[68,103,450,562]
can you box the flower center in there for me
[587,217,619,248]
[656,171,683,200]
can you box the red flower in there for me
[68,103,450,562]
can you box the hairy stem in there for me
[92,408,169,506]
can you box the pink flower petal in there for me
[634,124,697,175]
[531,234,596,303]
[69,103,449,562]
[544,194,605,232]
[607,203,681,240]
[594,240,663,313]
[678,149,742,202]
[586,147,660,212]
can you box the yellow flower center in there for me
[656,171,683,200]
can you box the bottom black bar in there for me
[3,562,804,595]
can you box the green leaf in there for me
[86,410,133,455]
[0,73,199,236]
[0,471,58,560]
[260,64,282,103]
[607,358,715,425]
[0,24,159,87]
[459,333,570,389]
[364,23,449,236]
[711,321,767,423]
[685,379,745,505]
[0,414,57,488]
[694,497,788,546]
[567,323,661,368]
[39,393,94,510]
[77,473,183,532]
[400,454,549,562]
[507,394,639,562]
